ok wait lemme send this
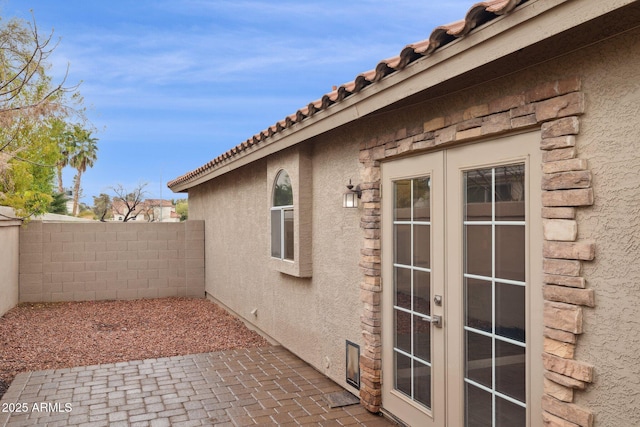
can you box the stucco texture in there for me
[188,135,363,391]
[570,28,640,424]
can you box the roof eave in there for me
[169,0,636,193]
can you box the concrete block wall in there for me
[18,220,205,302]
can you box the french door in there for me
[381,132,543,427]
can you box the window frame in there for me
[267,147,312,277]
[271,169,294,262]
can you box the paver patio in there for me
[0,346,396,426]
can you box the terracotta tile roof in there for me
[168,0,525,190]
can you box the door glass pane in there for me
[495,339,526,403]
[466,201,492,222]
[495,165,525,222]
[465,331,492,389]
[465,278,491,332]
[414,360,432,407]
[464,168,492,222]
[395,309,411,353]
[414,316,431,362]
[414,225,430,269]
[413,177,430,221]
[495,225,525,282]
[395,267,411,310]
[414,270,430,316]
[496,397,526,427]
[466,383,492,427]
[463,164,527,427]
[465,225,491,278]
[395,224,411,266]
[496,282,525,342]
[393,177,432,411]
[395,351,412,397]
[395,180,412,221]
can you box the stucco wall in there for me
[189,136,363,391]
[187,17,640,425]
[0,222,20,316]
[568,28,640,424]
[358,26,640,425]
[19,221,204,302]
[473,25,640,425]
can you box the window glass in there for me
[271,169,294,261]
[271,210,281,258]
[273,170,293,206]
[284,209,294,261]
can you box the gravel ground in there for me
[0,298,270,399]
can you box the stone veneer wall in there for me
[357,78,597,426]
[18,220,204,302]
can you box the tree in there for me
[140,202,157,222]
[53,119,74,193]
[0,119,64,216]
[48,192,68,214]
[92,193,112,222]
[0,15,86,218]
[111,183,147,222]
[176,199,188,221]
[69,125,98,216]
[0,16,70,127]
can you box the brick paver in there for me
[0,346,396,426]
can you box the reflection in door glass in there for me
[393,176,432,410]
[463,164,526,427]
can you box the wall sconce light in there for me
[343,179,362,208]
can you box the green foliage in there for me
[48,192,68,214]
[69,125,98,215]
[176,199,188,221]
[0,120,61,217]
[77,206,95,220]
[92,193,112,221]
[0,16,90,219]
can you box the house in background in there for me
[111,199,179,222]
[169,1,640,426]
[143,199,180,223]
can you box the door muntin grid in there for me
[463,164,527,427]
[393,177,432,410]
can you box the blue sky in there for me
[2,0,472,205]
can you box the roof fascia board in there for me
[171,0,635,192]
[352,0,638,114]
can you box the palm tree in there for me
[52,120,75,194]
[69,126,98,216]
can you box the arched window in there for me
[271,170,294,261]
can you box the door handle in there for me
[431,315,443,328]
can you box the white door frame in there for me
[381,132,544,427]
